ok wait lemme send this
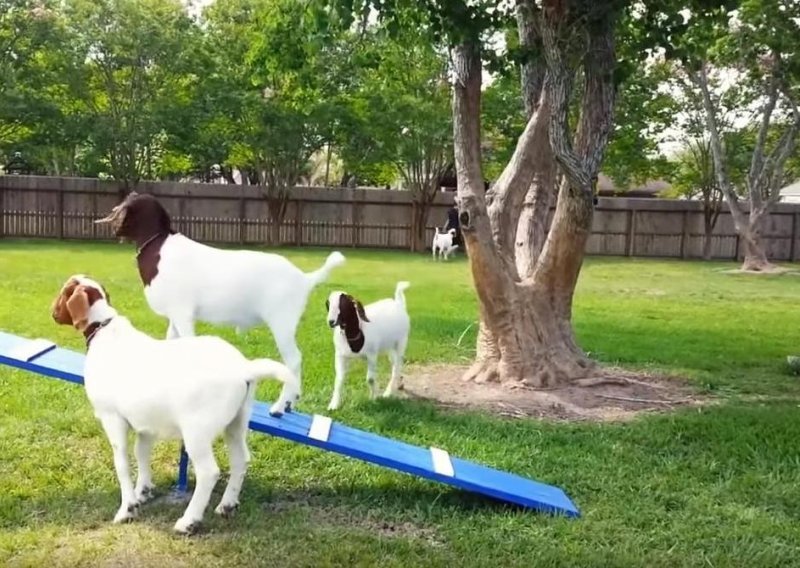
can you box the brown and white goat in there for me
[324,281,411,410]
[51,274,298,534]
[94,191,345,408]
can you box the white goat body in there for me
[144,234,345,404]
[432,228,458,261]
[94,192,346,409]
[56,275,299,535]
[326,281,411,410]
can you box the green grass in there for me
[2,239,800,567]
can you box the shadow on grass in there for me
[0,471,540,537]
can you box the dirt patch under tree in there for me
[398,364,712,422]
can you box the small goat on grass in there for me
[94,191,346,408]
[432,227,458,261]
[51,274,299,535]
[324,281,411,410]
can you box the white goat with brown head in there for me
[94,191,346,409]
[51,274,299,535]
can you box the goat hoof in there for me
[174,517,202,535]
[135,484,156,504]
[113,503,138,524]
[215,502,239,518]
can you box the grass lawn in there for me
[2,238,800,567]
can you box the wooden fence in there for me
[2,175,800,261]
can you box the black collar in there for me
[84,318,113,347]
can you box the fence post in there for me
[91,192,98,240]
[352,200,359,248]
[294,200,303,246]
[178,194,187,237]
[680,210,689,259]
[57,189,65,239]
[238,195,246,245]
[733,234,740,261]
[791,212,799,262]
[625,209,637,257]
[0,184,5,238]
[409,201,417,252]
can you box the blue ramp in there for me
[0,330,580,518]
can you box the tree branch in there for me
[486,86,551,281]
[516,0,545,118]
[574,11,617,178]
[692,63,746,222]
[540,1,590,191]
[748,72,779,198]
[480,0,550,280]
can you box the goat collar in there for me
[84,317,113,347]
[136,232,168,256]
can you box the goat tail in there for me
[394,280,411,308]
[306,250,346,287]
[244,358,298,389]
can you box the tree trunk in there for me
[514,129,556,278]
[452,37,596,388]
[412,199,431,253]
[741,211,772,271]
[702,231,713,260]
[324,143,332,187]
[268,208,281,245]
[266,194,289,246]
[693,62,797,272]
[451,0,622,389]
[513,0,556,278]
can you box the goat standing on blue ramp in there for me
[49,274,299,535]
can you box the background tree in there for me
[669,137,724,259]
[664,0,800,271]
[348,30,452,250]
[59,0,200,188]
[0,0,62,163]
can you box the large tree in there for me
[326,0,637,386]
[669,0,800,271]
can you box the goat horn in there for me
[94,206,120,224]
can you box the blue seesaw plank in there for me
[0,330,580,518]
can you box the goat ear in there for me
[355,300,369,322]
[101,285,111,305]
[51,279,79,325]
[65,285,91,330]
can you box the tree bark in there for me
[513,0,556,278]
[454,0,619,388]
[452,40,541,386]
[741,210,771,271]
[514,110,556,278]
[702,233,712,260]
